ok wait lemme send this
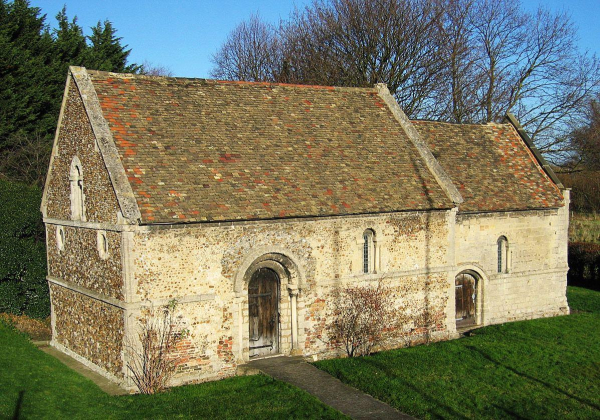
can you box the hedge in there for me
[568,242,600,291]
[0,180,49,318]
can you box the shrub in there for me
[568,242,600,290]
[0,180,48,318]
[326,282,398,357]
[127,300,188,394]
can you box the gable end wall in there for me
[45,76,121,223]
[44,75,128,381]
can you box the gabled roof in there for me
[412,120,564,212]
[72,67,456,224]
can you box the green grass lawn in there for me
[3,288,598,419]
[0,326,344,419]
[316,286,600,419]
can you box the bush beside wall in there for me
[568,242,600,291]
[0,180,49,318]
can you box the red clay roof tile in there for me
[87,71,454,223]
[412,120,563,212]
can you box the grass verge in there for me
[0,323,344,419]
[316,286,600,419]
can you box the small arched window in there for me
[363,229,376,274]
[70,157,85,221]
[56,226,65,252]
[97,231,108,259]
[497,236,508,273]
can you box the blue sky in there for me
[32,0,600,78]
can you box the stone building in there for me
[41,67,569,389]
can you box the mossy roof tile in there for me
[87,71,454,223]
[412,120,564,212]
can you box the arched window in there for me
[363,229,376,274]
[56,226,65,252]
[497,236,508,273]
[97,231,108,259]
[70,157,85,221]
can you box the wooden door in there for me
[455,273,476,328]
[248,268,280,358]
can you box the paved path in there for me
[249,356,415,420]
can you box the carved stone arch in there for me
[235,248,306,358]
[234,248,307,296]
[70,155,82,176]
[454,264,488,283]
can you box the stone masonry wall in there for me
[45,76,121,223]
[51,283,124,376]
[127,210,454,384]
[455,206,569,325]
[47,225,123,299]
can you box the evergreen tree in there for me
[53,6,87,66]
[0,0,55,143]
[86,20,140,73]
[0,1,140,151]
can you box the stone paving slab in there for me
[249,356,415,420]
[34,341,130,396]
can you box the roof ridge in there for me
[85,67,376,91]
[411,119,508,127]
[376,84,464,206]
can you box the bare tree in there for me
[140,61,174,77]
[568,95,600,170]
[211,0,600,164]
[211,13,282,82]
[437,0,600,162]
[429,0,480,123]
[280,0,444,116]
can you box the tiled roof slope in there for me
[412,120,564,212]
[86,70,454,223]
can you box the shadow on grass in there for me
[12,390,24,420]
[490,403,528,419]
[465,345,600,412]
[360,356,469,420]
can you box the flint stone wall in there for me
[127,210,454,385]
[50,283,124,376]
[45,76,121,224]
[47,225,123,299]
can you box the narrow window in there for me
[70,156,85,221]
[497,236,508,273]
[97,231,108,259]
[363,229,375,274]
[56,226,65,252]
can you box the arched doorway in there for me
[455,272,478,328]
[248,267,280,358]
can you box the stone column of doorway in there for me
[288,285,300,354]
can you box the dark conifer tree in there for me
[53,7,87,66]
[0,1,140,184]
[86,20,140,73]
[0,0,55,142]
